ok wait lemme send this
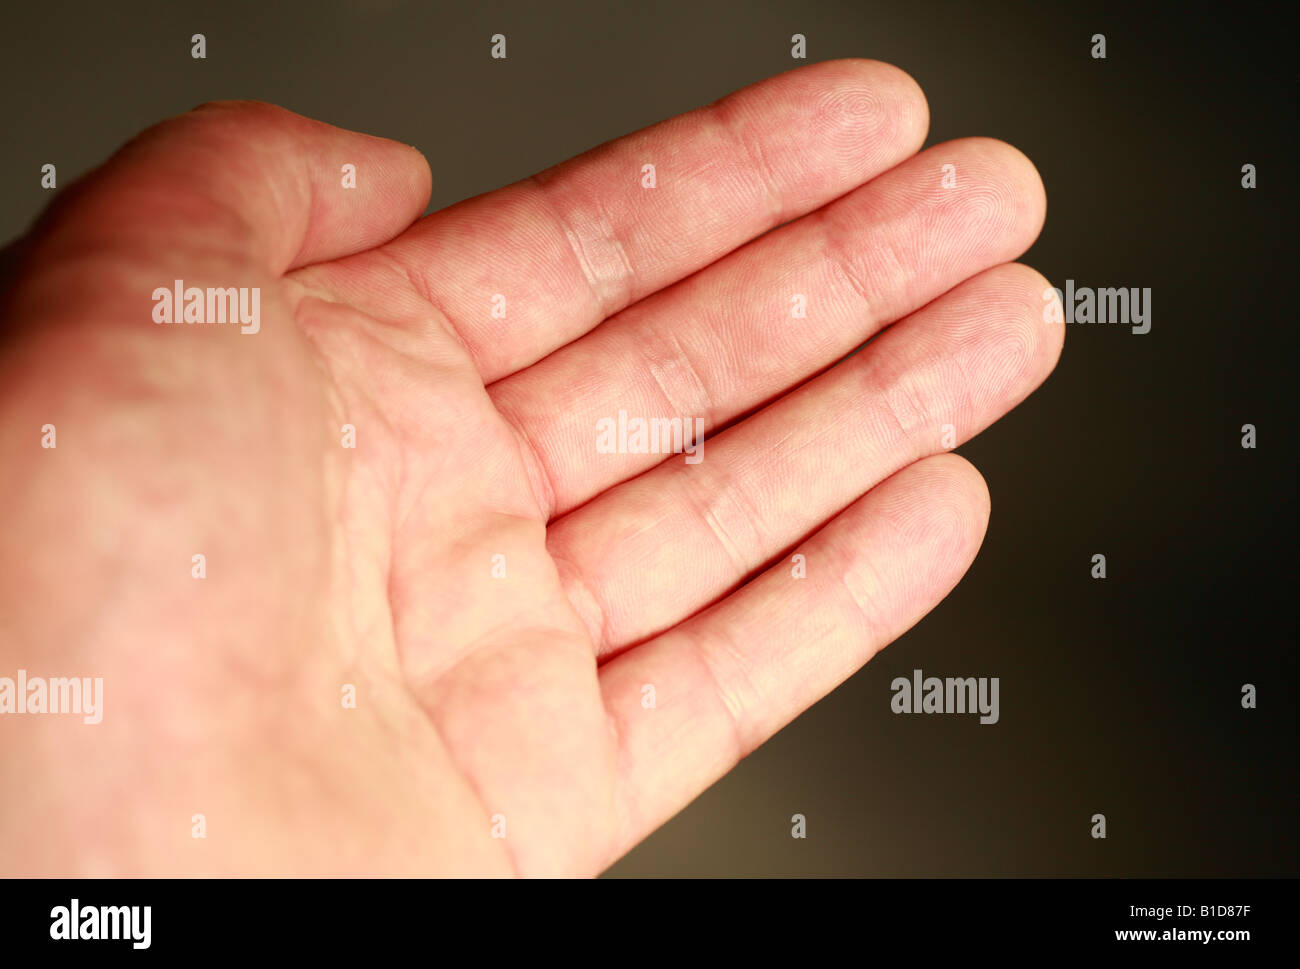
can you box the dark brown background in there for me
[2,0,1295,875]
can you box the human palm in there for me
[0,59,1060,875]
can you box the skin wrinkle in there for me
[687,627,750,764]
[679,457,767,583]
[526,172,635,321]
[298,307,483,555]
[283,286,407,678]
[548,539,612,655]
[495,396,560,521]
[641,314,715,428]
[374,246,480,371]
[822,218,877,324]
[835,536,891,650]
[709,98,787,227]
[886,363,936,440]
[856,337,930,444]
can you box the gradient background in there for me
[1,0,1295,875]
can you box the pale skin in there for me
[0,59,1062,875]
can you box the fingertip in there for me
[288,119,437,268]
[804,58,931,165]
[1003,261,1066,379]
[923,137,1046,268]
[965,136,1047,238]
[403,141,434,207]
[905,451,992,581]
[375,135,434,211]
[845,59,930,150]
[927,450,992,530]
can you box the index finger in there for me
[382,58,929,382]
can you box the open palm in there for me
[0,59,1061,875]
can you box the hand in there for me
[0,59,1060,875]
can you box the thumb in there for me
[29,99,432,274]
